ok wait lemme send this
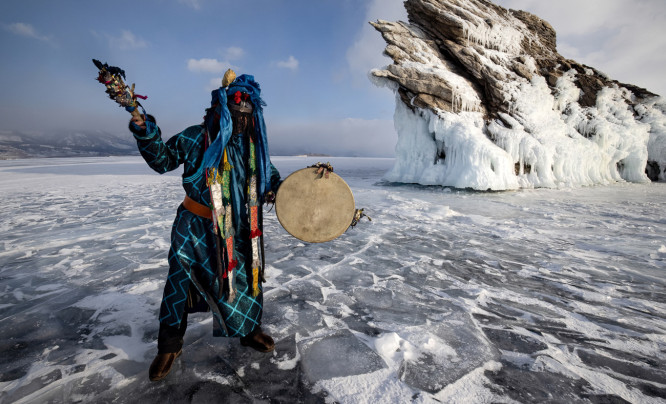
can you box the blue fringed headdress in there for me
[202,74,272,198]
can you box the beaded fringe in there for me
[207,137,263,302]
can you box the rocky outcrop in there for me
[372,0,666,189]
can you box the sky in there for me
[1,0,665,157]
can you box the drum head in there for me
[275,167,355,243]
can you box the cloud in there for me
[4,22,52,42]
[178,0,201,10]
[494,0,627,36]
[268,118,397,157]
[207,77,223,91]
[106,30,148,50]
[276,56,299,71]
[346,0,407,83]
[224,46,245,61]
[187,58,232,73]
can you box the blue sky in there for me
[1,0,665,157]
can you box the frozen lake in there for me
[0,156,665,403]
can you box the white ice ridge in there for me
[370,22,482,114]
[382,67,666,190]
[398,29,482,112]
[403,59,482,113]
[636,97,666,181]
[385,99,518,190]
[447,0,525,55]
[461,16,523,55]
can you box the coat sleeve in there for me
[268,162,282,194]
[129,115,193,174]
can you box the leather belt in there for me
[183,196,212,220]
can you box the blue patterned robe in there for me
[132,118,280,337]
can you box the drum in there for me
[275,167,355,243]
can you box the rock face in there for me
[372,0,666,189]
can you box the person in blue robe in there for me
[128,72,281,381]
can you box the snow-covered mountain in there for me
[372,0,666,189]
[0,130,138,160]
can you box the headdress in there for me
[202,71,272,198]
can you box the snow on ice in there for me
[0,156,665,403]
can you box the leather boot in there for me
[240,326,275,353]
[149,349,182,381]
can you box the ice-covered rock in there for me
[372,0,666,189]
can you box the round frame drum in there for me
[275,168,355,243]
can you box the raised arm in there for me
[129,115,192,174]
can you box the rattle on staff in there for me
[92,58,148,122]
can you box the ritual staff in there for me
[128,70,281,381]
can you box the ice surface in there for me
[0,156,665,403]
[298,329,387,381]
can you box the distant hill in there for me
[0,131,345,160]
[0,130,138,160]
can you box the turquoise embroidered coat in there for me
[131,118,281,337]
